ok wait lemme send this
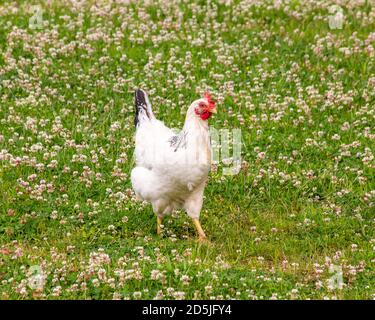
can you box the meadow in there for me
[0,0,374,300]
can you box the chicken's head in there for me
[194,93,217,120]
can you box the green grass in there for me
[0,0,374,300]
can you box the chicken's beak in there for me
[210,107,217,114]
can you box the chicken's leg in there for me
[157,216,163,235]
[192,218,206,241]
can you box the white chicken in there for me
[131,89,217,241]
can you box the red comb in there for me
[204,92,215,108]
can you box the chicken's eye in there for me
[198,102,206,108]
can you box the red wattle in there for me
[200,111,212,120]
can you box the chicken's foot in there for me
[192,218,206,241]
[157,216,163,235]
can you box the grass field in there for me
[0,0,374,300]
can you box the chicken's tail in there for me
[134,89,154,127]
